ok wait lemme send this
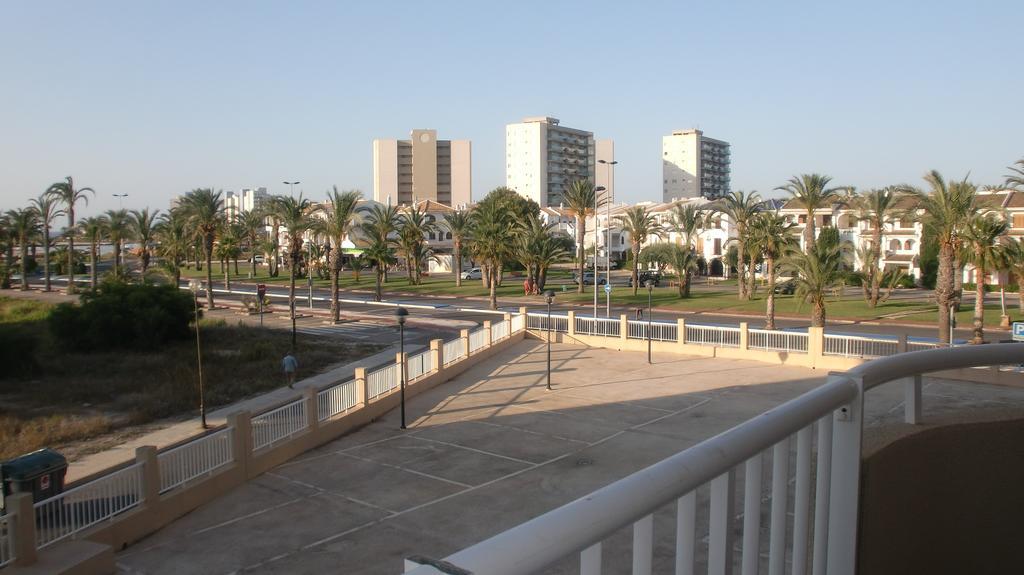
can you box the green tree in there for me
[961,213,1009,343]
[0,213,12,289]
[178,189,224,308]
[215,223,241,290]
[46,177,94,294]
[666,244,699,297]
[514,214,568,292]
[469,201,516,309]
[444,209,472,287]
[235,208,266,279]
[396,204,438,285]
[269,195,320,323]
[359,204,401,302]
[129,208,161,274]
[851,187,907,307]
[782,243,844,327]
[563,180,604,294]
[776,174,842,250]
[155,210,188,286]
[103,209,131,280]
[1005,158,1024,189]
[7,208,40,290]
[749,211,797,329]
[1002,238,1024,313]
[715,190,762,299]
[616,205,664,295]
[669,203,708,296]
[31,194,64,292]
[320,188,362,322]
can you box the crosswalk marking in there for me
[293,322,386,339]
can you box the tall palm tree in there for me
[103,209,131,279]
[749,211,797,329]
[129,208,160,274]
[7,208,40,290]
[397,204,438,285]
[852,187,906,307]
[30,194,64,291]
[563,180,604,294]
[269,195,320,323]
[179,189,224,308]
[914,171,977,343]
[1005,158,1024,189]
[715,190,763,299]
[616,205,664,295]
[444,209,472,287]
[782,243,844,327]
[961,213,1009,344]
[469,201,516,309]
[514,214,567,291]
[1002,238,1024,314]
[0,213,13,289]
[46,176,94,294]
[776,174,842,250]
[155,210,188,286]
[320,188,362,322]
[666,243,699,298]
[359,203,401,302]
[215,222,241,291]
[235,208,266,279]
[79,216,107,289]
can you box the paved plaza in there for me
[113,341,1024,574]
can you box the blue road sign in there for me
[1013,322,1024,342]
[604,283,612,294]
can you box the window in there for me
[798,215,807,224]
[822,215,832,227]
[713,238,722,255]
[1013,214,1024,229]
[904,240,914,251]
[889,239,901,251]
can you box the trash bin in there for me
[0,448,67,511]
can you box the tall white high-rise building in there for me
[224,187,269,220]
[662,129,731,201]
[373,129,472,207]
[506,117,599,208]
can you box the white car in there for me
[461,267,483,280]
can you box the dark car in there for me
[773,280,797,295]
[628,271,661,287]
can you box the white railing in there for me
[407,350,433,382]
[317,379,359,421]
[0,514,12,567]
[443,338,465,366]
[511,314,525,333]
[158,428,234,494]
[749,328,810,353]
[626,320,678,342]
[526,312,568,332]
[468,328,488,353]
[251,399,307,451]
[34,462,144,550]
[404,344,1024,575]
[491,320,510,341]
[907,339,944,352]
[367,363,400,400]
[685,323,741,347]
[824,333,899,358]
[574,316,621,337]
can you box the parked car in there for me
[773,280,797,295]
[461,267,483,280]
[573,271,606,286]
[627,271,661,287]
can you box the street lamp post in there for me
[593,185,607,321]
[283,181,300,196]
[545,290,555,391]
[599,160,618,317]
[189,279,208,429]
[395,307,409,429]
[646,280,654,364]
[113,193,128,209]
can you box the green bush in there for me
[48,280,196,351]
[0,328,39,380]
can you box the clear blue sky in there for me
[2,0,1021,216]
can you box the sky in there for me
[2,0,1022,217]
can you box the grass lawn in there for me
[0,296,383,461]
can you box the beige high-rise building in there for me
[373,129,472,207]
[506,117,598,208]
[662,129,731,201]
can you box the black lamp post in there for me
[395,307,409,429]
[545,290,555,391]
[189,279,208,429]
[646,280,654,364]
[598,160,618,317]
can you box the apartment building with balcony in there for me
[373,129,472,207]
[506,117,598,208]
[662,129,731,201]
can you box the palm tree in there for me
[616,206,664,295]
[514,214,568,291]
[103,209,131,279]
[215,223,241,291]
[961,213,1009,344]
[715,190,763,299]
[0,214,12,289]
[359,204,401,302]
[563,180,604,294]
[469,201,516,310]
[669,203,707,297]
[155,210,188,286]
[749,211,797,329]
[7,208,40,290]
[79,216,107,289]
[30,194,64,291]
[1005,158,1024,189]
[665,243,699,297]
[320,188,362,323]
[235,208,266,279]
[269,195,320,323]
[179,189,224,308]
[1002,238,1024,314]
[444,209,472,287]
[129,208,160,274]
[783,243,844,327]
[397,204,438,285]
[852,187,906,307]
[776,174,842,250]
[914,171,977,343]
[46,177,94,294]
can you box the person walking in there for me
[282,351,298,388]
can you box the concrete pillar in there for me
[227,411,252,476]
[620,314,628,341]
[898,334,908,354]
[678,317,687,345]
[739,322,749,351]
[303,387,319,430]
[430,339,443,373]
[354,367,368,407]
[483,320,493,347]
[808,326,825,367]
[567,310,576,336]
[136,446,160,506]
[9,492,37,566]
[460,329,470,355]
[519,306,527,316]
[903,374,923,424]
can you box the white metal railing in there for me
[404,343,1024,575]
[575,316,621,337]
[468,328,488,353]
[318,379,359,421]
[367,363,399,400]
[443,338,465,366]
[407,350,433,382]
[685,323,741,347]
[0,514,12,567]
[34,462,144,550]
[251,399,307,451]
[626,320,678,342]
[907,339,944,352]
[526,312,568,333]
[511,314,525,333]
[824,333,899,358]
[491,320,510,341]
[749,328,810,353]
[158,428,234,494]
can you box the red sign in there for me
[257,284,267,298]
[40,474,51,491]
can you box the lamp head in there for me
[188,279,202,293]
[544,289,555,304]
[394,306,409,325]
[645,280,654,292]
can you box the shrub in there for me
[48,279,196,351]
[0,328,39,380]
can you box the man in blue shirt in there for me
[282,351,298,388]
